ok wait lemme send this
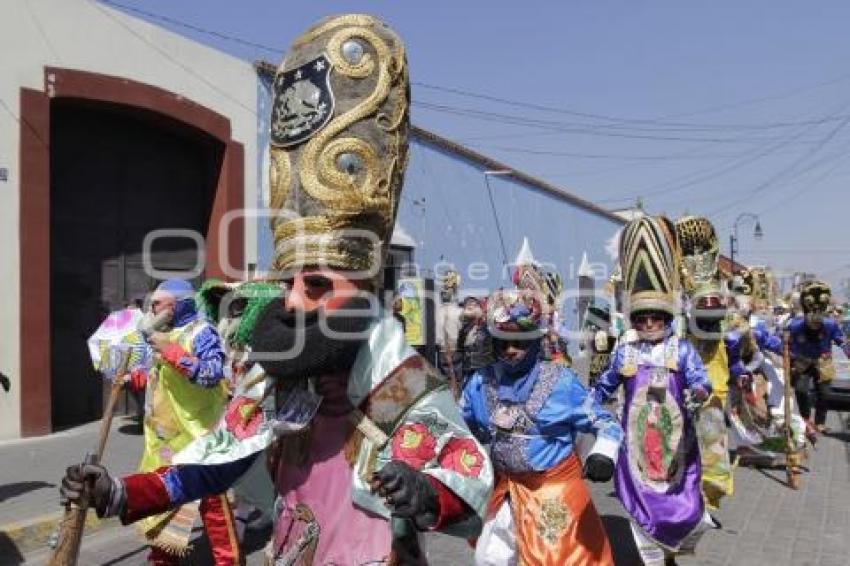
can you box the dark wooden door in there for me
[50,100,223,429]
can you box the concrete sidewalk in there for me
[0,415,145,559]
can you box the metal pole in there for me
[729,232,736,270]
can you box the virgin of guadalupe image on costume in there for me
[629,368,686,491]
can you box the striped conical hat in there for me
[619,215,681,315]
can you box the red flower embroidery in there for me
[391,423,437,469]
[438,437,484,478]
[224,396,262,440]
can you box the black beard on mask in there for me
[694,314,724,336]
[249,296,375,381]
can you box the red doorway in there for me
[19,68,245,436]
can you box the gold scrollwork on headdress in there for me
[298,25,408,213]
[269,150,291,211]
[675,215,720,298]
[268,14,409,275]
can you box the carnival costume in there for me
[463,290,621,565]
[196,279,282,392]
[789,280,850,430]
[512,238,570,366]
[674,215,733,509]
[457,296,494,387]
[725,271,807,460]
[60,15,494,566]
[436,268,464,392]
[582,303,618,387]
[132,278,236,564]
[592,216,716,565]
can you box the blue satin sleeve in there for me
[752,325,782,355]
[460,370,492,444]
[528,369,622,469]
[725,331,747,377]
[680,340,712,394]
[826,319,850,357]
[827,319,846,346]
[537,370,622,442]
[187,326,226,387]
[160,453,258,506]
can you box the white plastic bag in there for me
[474,500,518,566]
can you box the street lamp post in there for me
[729,212,763,271]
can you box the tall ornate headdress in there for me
[748,267,773,304]
[675,215,721,301]
[799,280,831,314]
[487,290,544,338]
[511,237,562,309]
[440,268,461,300]
[268,15,409,278]
[619,215,681,315]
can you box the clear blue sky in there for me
[105,0,850,297]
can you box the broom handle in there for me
[48,350,131,565]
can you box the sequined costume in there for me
[123,315,493,564]
[464,291,620,565]
[592,216,717,565]
[788,280,850,428]
[674,215,734,509]
[134,280,235,563]
[593,336,713,560]
[90,15,495,566]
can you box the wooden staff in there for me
[442,346,461,400]
[48,349,130,566]
[782,330,801,489]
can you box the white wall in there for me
[0,0,259,439]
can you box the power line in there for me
[24,0,64,63]
[710,108,850,218]
[100,0,850,144]
[754,150,850,218]
[594,95,850,207]
[483,174,509,265]
[93,0,850,240]
[99,0,285,55]
[0,96,49,147]
[92,1,258,119]
[465,143,818,161]
[412,101,833,143]
[413,80,850,131]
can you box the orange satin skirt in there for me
[488,454,614,566]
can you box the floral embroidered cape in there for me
[174,313,494,538]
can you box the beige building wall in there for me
[0,0,260,439]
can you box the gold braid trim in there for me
[291,14,382,49]
[268,149,291,211]
[298,25,405,212]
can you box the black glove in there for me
[59,463,119,518]
[371,461,439,531]
[583,454,615,483]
